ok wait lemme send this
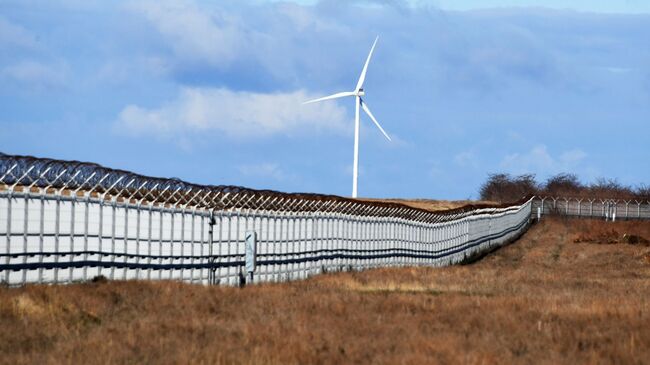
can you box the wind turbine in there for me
[304,36,391,198]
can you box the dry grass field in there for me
[358,198,497,211]
[1,217,650,364]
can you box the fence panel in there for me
[532,197,650,220]
[1,154,533,286]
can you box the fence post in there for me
[40,189,47,283]
[577,199,583,217]
[54,188,62,283]
[207,211,215,285]
[564,198,570,215]
[245,230,257,284]
[4,189,12,285]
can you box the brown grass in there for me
[358,198,496,211]
[1,217,650,364]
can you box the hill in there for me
[1,217,649,364]
[357,198,496,211]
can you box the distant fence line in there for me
[532,196,650,220]
[1,154,532,286]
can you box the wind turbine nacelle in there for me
[356,88,365,96]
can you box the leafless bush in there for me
[586,178,635,200]
[479,173,538,203]
[480,173,648,201]
[542,173,583,196]
[636,184,650,201]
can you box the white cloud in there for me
[0,17,39,50]
[428,161,445,179]
[598,66,634,74]
[500,144,588,176]
[0,60,66,89]
[127,0,352,84]
[453,150,479,168]
[559,148,587,164]
[96,56,171,84]
[238,163,294,182]
[506,130,524,141]
[129,0,250,69]
[115,87,349,140]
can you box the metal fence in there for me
[1,154,533,286]
[532,196,650,220]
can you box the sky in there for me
[1,0,649,200]
[289,0,650,14]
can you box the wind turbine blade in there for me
[360,99,391,141]
[355,36,379,91]
[303,91,356,104]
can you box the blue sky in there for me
[289,0,650,13]
[1,0,649,199]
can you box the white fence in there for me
[0,154,533,286]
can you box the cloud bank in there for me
[116,88,349,139]
[500,145,592,178]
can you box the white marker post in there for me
[245,231,257,284]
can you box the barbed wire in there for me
[0,153,530,223]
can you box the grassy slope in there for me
[356,198,496,211]
[1,218,650,364]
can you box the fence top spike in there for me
[10,165,36,189]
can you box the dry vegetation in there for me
[479,173,650,203]
[2,218,650,364]
[358,198,495,211]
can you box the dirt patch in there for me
[574,230,650,246]
[11,294,46,318]
[642,252,650,265]
[574,229,621,244]
[623,234,650,245]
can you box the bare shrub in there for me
[479,173,538,203]
[588,178,635,200]
[480,173,648,200]
[634,184,650,201]
[542,173,583,197]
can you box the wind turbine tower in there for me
[304,36,391,198]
